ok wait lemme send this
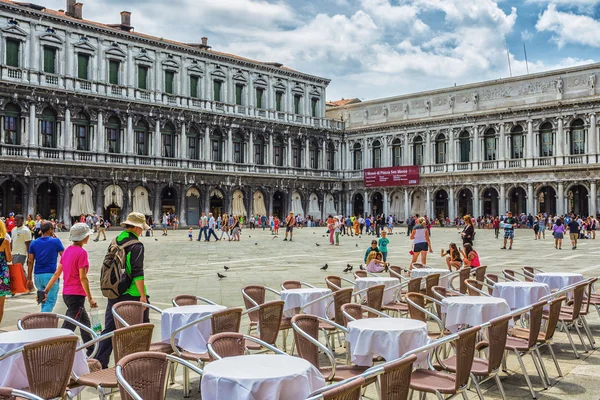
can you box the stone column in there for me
[180,124,187,159]
[527,120,534,167]
[590,181,597,216]
[383,189,389,216]
[556,118,564,165]
[346,142,352,170]
[126,115,133,155]
[248,132,254,165]
[268,134,274,166]
[364,191,370,216]
[448,131,455,166]
[227,128,233,163]
[404,189,410,220]
[96,112,104,162]
[449,187,455,221]
[154,121,161,157]
[499,184,506,216]
[64,108,71,151]
[305,139,309,169]
[287,136,292,167]
[362,138,368,169]
[472,185,480,217]
[527,183,534,215]
[153,183,161,219]
[425,132,431,166]
[95,182,104,216]
[425,187,431,218]
[27,180,35,217]
[179,185,187,227]
[472,126,480,164]
[557,182,564,215]
[498,124,505,161]
[589,113,597,155]
[29,103,36,147]
[204,126,210,160]
[382,138,389,167]
[322,140,327,170]
[335,142,342,170]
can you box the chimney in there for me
[66,0,75,16]
[73,2,83,19]
[201,37,208,47]
[121,11,131,27]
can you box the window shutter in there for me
[109,60,119,85]
[165,70,175,94]
[138,66,148,89]
[213,80,221,102]
[311,98,318,117]
[77,54,89,80]
[43,47,56,74]
[6,39,19,68]
[256,88,263,109]
[190,76,199,98]
[235,84,243,105]
[294,95,301,115]
[276,92,282,112]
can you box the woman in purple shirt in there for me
[552,219,565,250]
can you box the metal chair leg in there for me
[532,348,549,389]
[546,342,563,377]
[515,351,537,399]
[573,320,589,352]
[471,374,485,399]
[580,317,596,347]
[183,366,190,398]
[563,321,580,359]
[494,373,507,400]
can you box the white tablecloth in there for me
[201,354,325,400]
[534,273,584,291]
[161,304,226,354]
[346,318,429,366]
[0,328,89,390]
[281,288,332,318]
[442,296,511,331]
[410,268,451,288]
[492,282,551,310]
[354,277,400,305]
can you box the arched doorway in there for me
[186,187,201,225]
[0,181,24,216]
[353,193,364,217]
[410,190,425,217]
[509,187,527,215]
[482,188,499,217]
[231,189,247,217]
[537,186,556,215]
[103,185,123,225]
[371,192,383,216]
[209,189,224,216]
[36,182,59,219]
[457,189,473,217]
[434,190,448,220]
[161,187,177,216]
[568,185,589,216]
[272,191,285,218]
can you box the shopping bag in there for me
[9,263,28,294]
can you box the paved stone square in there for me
[1,226,599,399]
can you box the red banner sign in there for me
[363,166,420,188]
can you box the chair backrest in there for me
[366,284,385,314]
[207,332,245,360]
[326,276,342,292]
[407,277,422,294]
[484,274,498,295]
[341,303,364,325]
[525,301,546,348]
[333,288,354,326]
[502,269,516,280]
[405,292,426,322]
[354,270,368,279]
[321,377,365,400]
[465,279,481,296]
[256,300,284,344]
[242,285,266,323]
[582,278,597,314]
[113,301,145,329]
[291,314,320,368]
[113,323,154,362]
[172,295,198,307]
[453,326,480,392]
[117,352,169,400]
[431,286,447,300]
[522,267,534,282]
[474,266,487,283]
[544,296,567,341]
[389,266,403,279]
[458,268,470,294]
[282,280,302,290]
[380,354,418,400]
[485,315,512,373]
[569,283,585,319]
[22,335,78,399]
[413,263,426,269]
[211,308,242,335]
[19,313,59,329]
[424,274,440,298]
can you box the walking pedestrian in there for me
[501,211,517,250]
[334,217,341,246]
[552,218,564,249]
[492,217,500,239]
[327,215,335,245]
[461,215,475,248]
[206,213,219,241]
[161,212,169,236]
[378,231,390,262]
[11,215,32,276]
[96,212,149,369]
[94,217,107,241]
[283,212,296,241]
[567,217,580,250]
[197,211,208,241]
[219,214,231,241]
[409,218,432,270]
[0,219,12,325]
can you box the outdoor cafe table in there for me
[492,281,551,310]
[201,354,325,400]
[442,296,511,331]
[410,268,452,287]
[161,304,226,353]
[354,277,400,304]
[346,318,429,366]
[0,328,89,390]
[534,272,584,292]
[280,288,332,318]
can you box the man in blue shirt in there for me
[27,221,64,312]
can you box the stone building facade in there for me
[327,64,600,221]
[0,1,345,226]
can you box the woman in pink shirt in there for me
[45,223,97,350]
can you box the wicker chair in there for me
[379,354,418,400]
[473,265,487,282]
[448,268,470,294]
[464,279,492,296]
[341,303,391,326]
[171,295,217,306]
[73,323,154,400]
[0,388,44,400]
[559,277,597,350]
[326,276,343,291]
[241,285,291,349]
[420,274,440,305]
[353,270,368,279]
[244,300,284,350]
[207,332,287,360]
[382,278,421,316]
[0,336,78,400]
[405,293,445,340]
[281,280,315,290]
[112,301,172,354]
[309,377,365,400]
[363,284,385,316]
[317,287,354,350]
[116,352,203,400]
[388,266,404,279]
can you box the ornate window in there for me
[235,84,244,106]
[164,70,175,94]
[233,132,244,163]
[570,119,585,155]
[77,53,90,80]
[73,112,90,151]
[108,60,120,85]
[292,139,302,168]
[256,88,265,109]
[162,123,175,158]
[510,126,524,159]
[4,103,20,145]
[40,108,57,148]
[311,98,319,118]
[187,126,200,160]
[413,136,423,166]
[309,140,319,169]
[43,46,57,74]
[211,129,224,161]
[372,140,382,168]
[6,38,20,68]
[353,142,362,170]
[539,122,553,157]
[254,134,265,165]
[213,80,222,102]
[137,65,148,90]
[135,121,150,156]
[190,76,199,98]
[484,128,496,161]
[273,136,284,166]
[106,116,120,153]
[294,94,302,115]
[327,142,335,170]
[392,138,402,166]
[275,91,283,112]
[435,133,446,164]
[459,131,470,162]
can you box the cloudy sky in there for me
[43,0,600,101]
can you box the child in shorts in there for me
[188,227,193,241]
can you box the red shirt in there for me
[6,218,15,233]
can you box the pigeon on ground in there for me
[355,244,358,247]
[313,232,316,234]
[224,266,229,271]
[342,266,351,273]
[249,236,251,238]
[255,243,258,246]
[217,273,226,279]
[320,264,328,270]
[348,265,354,271]
[155,238,158,241]
[316,243,321,247]
[272,236,278,240]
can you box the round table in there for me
[354,277,399,305]
[201,354,325,400]
[442,296,511,331]
[280,288,332,318]
[492,282,551,310]
[0,328,89,390]
[161,304,226,353]
[410,268,451,288]
[346,318,429,366]
[534,272,584,291]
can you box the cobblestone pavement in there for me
[1,226,599,399]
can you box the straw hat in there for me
[121,212,150,230]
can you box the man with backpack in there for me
[96,212,149,369]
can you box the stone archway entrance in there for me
[482,188,499,217]
[186,188,201,225]
[568,185,589,216]
[209,189,224,216]
[161,187,177,215]
[509,187,527,215]
[434,190,449,220]
[36,182,59,219]
[272,191,285,218]
[371,192,383,216]
[537,186,556,215]
[0,181,24,216]
[457,189,473,217]
[353,193,364,217]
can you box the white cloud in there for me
[536,4,600,48]
[521,29,534,41]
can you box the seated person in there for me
[441,243,462,271]
[366,251,387,273]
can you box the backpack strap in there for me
[120,239,140,249]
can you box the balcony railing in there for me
[75,151,93,162]
[567,155,584,164]
[110,86,123,96]
[537,157,553,166]
[7,67,21,79]
[508,159,523,168]
[456,162,470,171]
[78,80,91,91]
[45,74,59,86]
